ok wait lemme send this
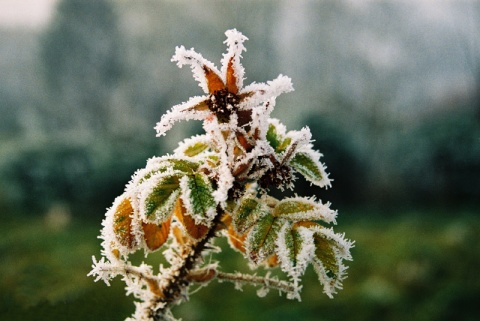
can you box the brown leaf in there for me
[187,267,217,283]
[225,57,238,94]
[146,278,164,298]
[232,162,250,177]
[113,197,136,249]
[203,66,225,94]
[142,217,171,251]
[237,109,253,129]
[183,99,210,112]
[174,198,209,240]
[236,132,253,151]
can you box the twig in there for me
[216,271,295,294]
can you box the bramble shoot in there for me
[89,29,353,321]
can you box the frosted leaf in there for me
[144,156,199,174]
[172,45,222,94]
[289,148,331,188]
[130,157,198,188]
[304,224,354,298]
[285,126,312,150]
[155,96,210,137]
[142,218,172,252]
[231,194,263,233]
[245,212,282,265]
[275,222,315,280]
[273,196,337,224]
[174,198,210,240]
[265,119,289,152]
[221,29,248,93]
[309,225,354,260]
[267,118,288,140]
[174,134,212,157]
[139,173,181,223]
[100,192,142,259]
[312,256,349,299]
[179,173,216,226]
[241,75,293,111]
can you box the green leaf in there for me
[274,198,315,216]
[313,233,339,279]
[277,137,292,153]
[232,195,265,233]
[290,152,328,187]
[276,223,314,278]
[306,223,353,298]
[175,135,212,157]
[266,123,291,153]
[183,141,209,157]
[246,213,282,264]
[143,174,181,222]
[273,197,337,223]
[180,172,216,225]
[266,123,282,151]
[136,158,199,185]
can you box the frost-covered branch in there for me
[89,29,353,321]
[216,271,296,296]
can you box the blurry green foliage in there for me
[41,0,123,99]
[1,210,479,321]
[1,140,157,217]
[299,114,366,206]
[300,104,480,208]
[0,0,478,215]
[406,108,480,204]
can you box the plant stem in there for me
[216,271,295,295]
[152,207,223,320]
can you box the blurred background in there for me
[1,0,479,320]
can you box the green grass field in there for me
[1,208,479,321]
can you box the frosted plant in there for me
[89,29,353,321]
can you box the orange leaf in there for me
[146,278,164,298]
[111,248,120,259]
[172,225,187,246]
[265,254,279,268]
[142,217,171,251]
[113,197,136,249]
[221,212,233,226]
[227,225,247,254]
[203,66,225,94]
[225,57,238,94]
[174,198,209,240]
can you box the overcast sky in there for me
[0,0,57,29]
